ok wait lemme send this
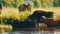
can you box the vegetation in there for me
[0,0,60,8]
[1,11,33,20]
[0,0,60,22]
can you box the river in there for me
[3,31,60,34]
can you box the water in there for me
[4,31,60,34]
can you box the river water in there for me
[3,31,60,34]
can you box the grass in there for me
[1,7,33,20]
[1,7,60,20]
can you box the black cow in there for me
[28,10,54,27]
[28,10,54,23]
[3,18,36,28]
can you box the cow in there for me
[18,3,31,12]
[28,10,54,23]
[28,10,54,27]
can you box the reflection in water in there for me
[4,31,58,34]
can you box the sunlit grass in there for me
[1,7,60,20]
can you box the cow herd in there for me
[2,10,55,28]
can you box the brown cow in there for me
[18,3,31,12]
